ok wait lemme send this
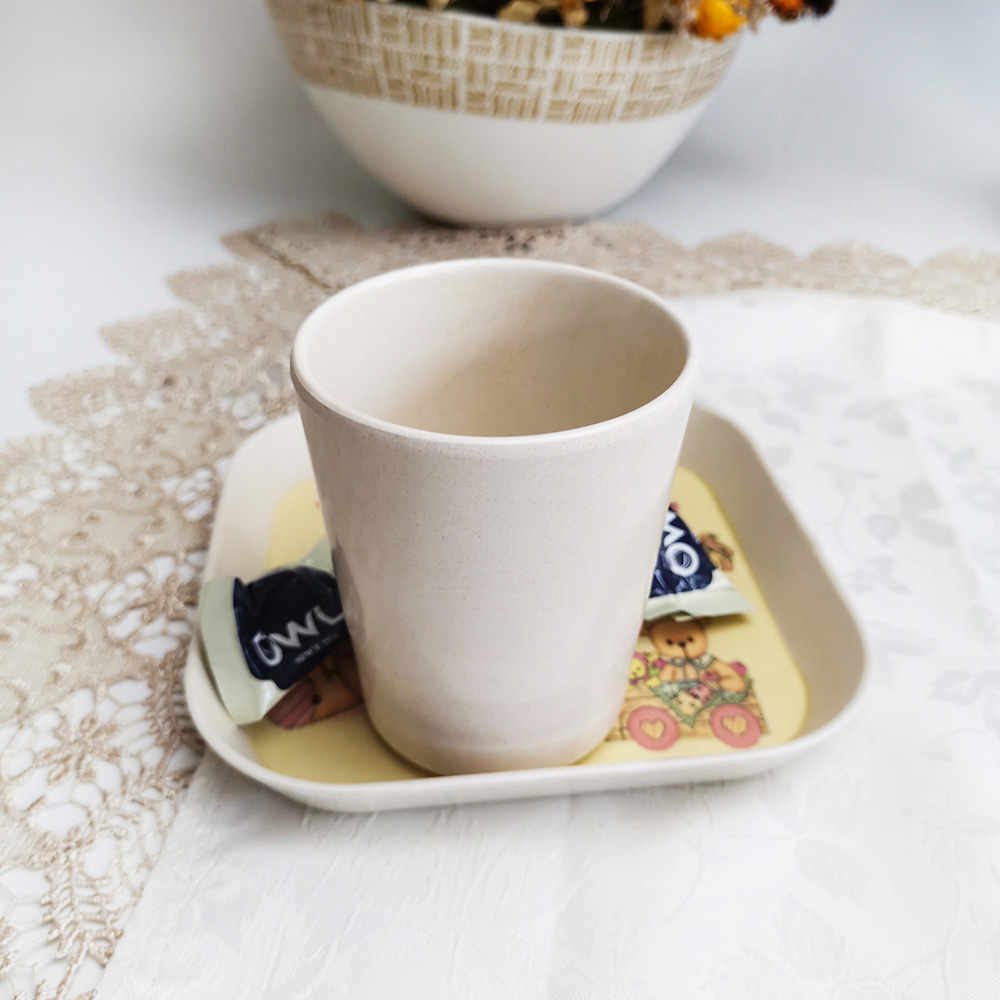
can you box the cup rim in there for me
[290,257,697,449]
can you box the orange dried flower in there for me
[693,0,746,39]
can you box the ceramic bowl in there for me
[265,0,740,224]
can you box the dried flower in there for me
[391,0,832,34]
[692,0,746,39]
[769,0,832,18]
[497,0,544,20]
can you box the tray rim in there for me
[185,404,870,811]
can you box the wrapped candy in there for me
[199,543,361,726]
[645,506,752,621]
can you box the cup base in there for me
[366,695,626,776]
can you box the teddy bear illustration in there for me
[696,532,735,573]
[629,654,653,684]
[611,616,765,751]
[266,636,364,729]
[671,682,714,717]
[641,617,748,694]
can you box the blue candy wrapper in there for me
[199,542,353,725]
[645,506,752,621]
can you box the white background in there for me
[2,0,999,439]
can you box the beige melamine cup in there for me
[291,258,696,775]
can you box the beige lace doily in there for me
[2,215,999,999]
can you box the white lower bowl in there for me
[266,0,740,224]
[308,86,711,225]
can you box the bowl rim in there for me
[298,0,744,48]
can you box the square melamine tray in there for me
[185,406,868,812]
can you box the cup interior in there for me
[294,260,690,438]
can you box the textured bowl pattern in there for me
[266,0,739,124]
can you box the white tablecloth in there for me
[96,290,1000,998]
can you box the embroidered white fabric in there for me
[98,287,1000,998]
